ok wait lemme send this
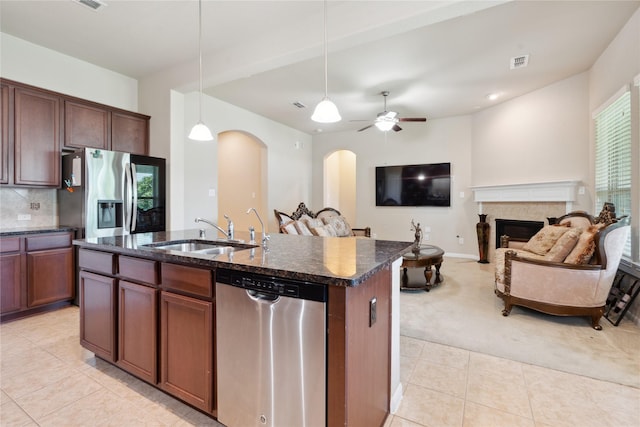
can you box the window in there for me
[594,89,631,258]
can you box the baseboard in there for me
[390,382,403,414]
[444,252,479,261]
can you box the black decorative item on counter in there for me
[476,214,490,264]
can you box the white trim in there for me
[634,74,640,87]
[471,181,579,203]
[592,84,630,118]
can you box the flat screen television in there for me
[376,162,451,207]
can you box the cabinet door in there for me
[27,247,73,307]
[160,291,213,413]
[14,87,61,186]
[79,270,117,362]
[64,100,109,150]
[118,280,157,384]
[111,112,148,155]
[0,253,23,313]
[1,82,10,184]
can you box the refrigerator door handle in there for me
[130,162,138,232]
[124,163,133,232]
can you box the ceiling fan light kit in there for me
[189,0,214,141]
[312,0,341,124]
[356,91,427,132]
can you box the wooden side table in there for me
[401,245,444,291]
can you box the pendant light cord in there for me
[323,0,328,97]
[198,0,203,121]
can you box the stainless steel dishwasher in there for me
[216,269,327,427]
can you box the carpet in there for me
[399,257,640,388]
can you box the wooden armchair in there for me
[495,212,630,329]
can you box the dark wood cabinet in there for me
[160,291,213,413]
[118,280,158,384]
[1,253,23,313]
[1,232,74,321]
[13,86,61,186]
[79,270,117,362]
[1,82,10,184]
[64,100,109,150]
[111,111,148,155]
[27,247,73,307]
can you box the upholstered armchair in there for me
[495,212,630,330]
[274,202,371,237]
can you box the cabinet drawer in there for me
[119,256,158,285]
[79,248,116,275]
[0,237,21,253]
[161,263,212,298]
[26,233,72,251]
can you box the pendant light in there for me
[311,0,341,123]
[188,0,214,141]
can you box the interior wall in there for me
[218,131,267,234]
[182,92,313,233]
[0,33,138,111]
[312,116,476,257]
[324,150,356,224]
[472,72,592,213]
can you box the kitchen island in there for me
[74,229,412,427]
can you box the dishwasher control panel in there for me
[216,269,327,302]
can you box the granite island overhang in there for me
[74,229,413,426]
[74,229,413,287]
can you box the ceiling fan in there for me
[354,91,427,132]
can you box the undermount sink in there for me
[143,239,256,255]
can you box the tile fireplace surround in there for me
[471,181,579,263]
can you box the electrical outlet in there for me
[208,189,216,197]
[458,237,464,245]
[424,233,430,241]
[17,214,31,221]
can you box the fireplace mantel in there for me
[471,181,580,212]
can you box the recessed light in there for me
[486,93,500,101]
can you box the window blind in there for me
[594,90,631,257]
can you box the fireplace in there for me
[494,219,544,248]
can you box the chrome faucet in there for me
[223,214,234,240]
[195,217,229,239]
[246,208,269,248]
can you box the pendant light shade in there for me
[312,0,341,124]
[189,0,214,141]
[189,121,214,141]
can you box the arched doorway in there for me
[324,150,356,225]
[218,131,268,234]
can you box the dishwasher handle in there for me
[247,289,280,302]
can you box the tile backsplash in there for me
[0,188,57,229]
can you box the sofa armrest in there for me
[504,252,605,306]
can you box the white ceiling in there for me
[1,0,638,134]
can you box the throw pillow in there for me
[281,220,299,235]
[564,225,601,264]
[322,215,353,237]
[295,220,313,236]
[311,224,338,237]
[522,225,572,256]
[304,218,324,229]
[544,227,581,262]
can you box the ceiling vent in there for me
[510,55,529,70]
[73,0,107,11]
[292,101,307,109]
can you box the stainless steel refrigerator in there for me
[58,148,166,238]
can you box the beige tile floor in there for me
[1,306,639,427]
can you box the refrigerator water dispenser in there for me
[97,200,123,229]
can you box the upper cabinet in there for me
[111,111,149,155]
[1,78,150,188]
[64,100,110,151]
[14,87,61,186]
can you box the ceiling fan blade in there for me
[398,117,427,122]
[358,124,374,132]
[392,124,402,132]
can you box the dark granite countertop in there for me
[0,226,77,237]
[74,229,414,287]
